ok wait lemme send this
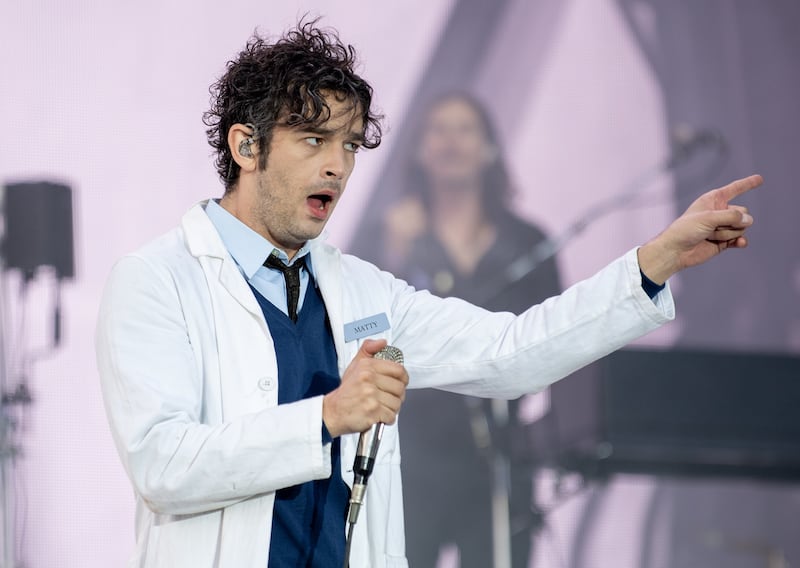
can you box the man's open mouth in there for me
[307,194,333,210]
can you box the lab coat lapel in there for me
[310,242,347,373]
[181,202,264,320]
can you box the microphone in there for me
[347,345,404,525]
[668,124,726,167]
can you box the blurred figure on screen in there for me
[382,93,561,567]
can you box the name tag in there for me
[344,313,390,342]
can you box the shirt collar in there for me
[204,199,313,279]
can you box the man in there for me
[96,21,760,568]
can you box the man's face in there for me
[417,98,492,188]
[251,96,364,254]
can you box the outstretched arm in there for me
[638,174,762,284]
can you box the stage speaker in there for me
[2,181,75,279]
[542,348,800,480]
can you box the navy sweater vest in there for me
[250,280,349,567]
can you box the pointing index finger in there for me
[718,174,763,202]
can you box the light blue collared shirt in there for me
[204,199,315,317]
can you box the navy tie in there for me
[264,254,305,323]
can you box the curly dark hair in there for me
[203,19,383,192]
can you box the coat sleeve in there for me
[95,254,331,516]
[385,248,675,397]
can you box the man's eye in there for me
[305,137,323,146]
[344,142,361,153]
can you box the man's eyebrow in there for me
[297,125,366,143]
[299,126,335,136]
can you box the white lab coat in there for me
[96,202,674,567]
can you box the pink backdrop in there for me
[1,0,796,566]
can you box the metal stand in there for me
[489,399,512,568]
[0,180,72,568]
[475,126,728,309]
[0,273,37,568]
[465,397,515,568]
[0,275,17,568]
[466,131,726,567]
[1,417,15,568]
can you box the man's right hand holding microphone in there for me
[322,338,409,439]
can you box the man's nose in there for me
[321,146,349,179]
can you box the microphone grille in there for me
[374,345,404,365]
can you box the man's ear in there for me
[228,123,259,172]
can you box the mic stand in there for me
[468,134,726,567]
[478,162,664,567]
[505,163,671,291]
[465,397,514,568]
[489,399,512,568]
[0,272,22,568]
[0,271,42,568]
[0,387,29,568]
[0,416,15,568]
[497,131,728,299]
